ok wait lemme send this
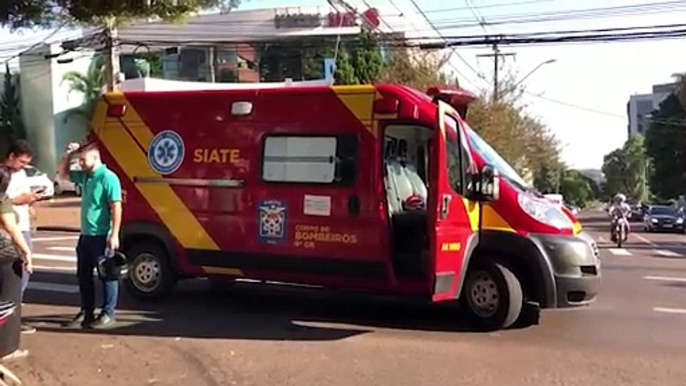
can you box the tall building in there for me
[627,82,678,138]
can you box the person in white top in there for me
[3,140,43,335]
[608,193,631,239]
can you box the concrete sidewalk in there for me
[32,196,80,232]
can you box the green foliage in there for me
[644,93,686,200]
[601,135,649,201]
[467,94,562,189]
[348,32,383,84]
[61,55,105,122]
[377,49,458,91]
[0,63,25,141]
[333,51,357,85]
[559,170,594,208]
[0,1,242,29]
[257,33,382,85]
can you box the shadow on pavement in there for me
[24,275,539,341]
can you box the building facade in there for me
[627,82,678,138]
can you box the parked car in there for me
[23,165,55,198]
[643,205,685,233]
[53,158,82,196]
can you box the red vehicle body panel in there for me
[90,83,583,301]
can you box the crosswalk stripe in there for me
[32,236,79,242]
[47,246,74,252]
[653,307,686,315]
[644,275,686,283]
[33,253,76,262]
[655,249,682,257]
[32,265,76,273]
[608,248,631,256]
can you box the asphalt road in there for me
[9,213,686,385]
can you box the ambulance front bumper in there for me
[529,232,601,308]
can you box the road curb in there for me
[36,226,80,233]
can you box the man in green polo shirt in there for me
[57,142,122,329]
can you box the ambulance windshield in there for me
[464,124,531,190]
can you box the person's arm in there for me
[10,192,37,205]
[58,142,83,183]
[105,172,123,250]
[0,213,32,271]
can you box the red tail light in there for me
[107,104,127,117]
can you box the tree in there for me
[349,32,383,84]
[0,63,25,140]
[467,93,563,188]
[601,135,649,201]
[559,170,594,208]
[377,49,457,91]
[61,54,105,122]
[0,1,242,29]
[644,93,686,200]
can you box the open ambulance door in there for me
[428,101,480,302]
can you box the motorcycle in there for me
[611,214,628,247]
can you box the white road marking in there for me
[608,248,631,256]
[27,282,79,294]
[644,275,686,283]
[32,265,76,273]
[32,236,79,242]
[655,249,682,257]
[33,253,76,262]
[633,233,656,246]
[597,236,607,243]
[47,246,75,252]
[653,307,686,315]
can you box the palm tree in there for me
[61,55,106,123]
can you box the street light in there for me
[514,59,557,89]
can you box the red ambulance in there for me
[90,81,600,330]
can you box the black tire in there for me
[123,241,177,301]
[461,260,524,331]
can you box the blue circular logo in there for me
[148,130,185,175]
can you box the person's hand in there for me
[24,254,33,274]
[65,142,80,155]
[107,234,120,251]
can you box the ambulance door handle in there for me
[348,194,360,216]
[441,194,451,220]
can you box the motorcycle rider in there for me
[608,193,631,241]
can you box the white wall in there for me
[19,45,55,175]
[18,43,95,177]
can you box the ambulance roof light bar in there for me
[426,86,476,119]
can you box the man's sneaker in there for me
[90,314,116,329]
[62,311,94,329]
[20,324,36,334]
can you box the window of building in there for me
[262,135,358,185]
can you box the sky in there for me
[2,0,685,170]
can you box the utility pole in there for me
[477,43,515,103]
[104,17,121,92]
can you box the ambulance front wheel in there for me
[461,260,524,331]
[123,241,177,301]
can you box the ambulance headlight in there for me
[518,194,574,229]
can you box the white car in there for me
[23,165,55,198]
[53,158,82,196]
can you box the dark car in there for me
[629,204,645,221]
[643,205,685,233]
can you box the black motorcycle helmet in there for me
[96,251,128,281]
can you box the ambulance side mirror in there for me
[466,164,499,202]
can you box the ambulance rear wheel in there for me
[461,260,523,331]
[124,241,177,301]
